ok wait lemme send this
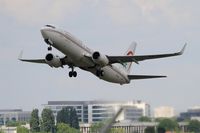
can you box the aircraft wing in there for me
[19,57,69,65]
[18,51,69,65]
[128,75,166,80]
[19,58,46,64]
[107,44,186,64]
[18,51,46,64]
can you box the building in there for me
[179,106,200,120]
[154,106,175,118]
[80,121,188,133]
[0,124,30,133]
[0,126,16,133]
[44,100,150,123]
[0,109,31,125]
[120,106,143,121]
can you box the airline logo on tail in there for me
[127,51,134,56]
[122,51,134,71]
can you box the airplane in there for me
[19,25,186,85]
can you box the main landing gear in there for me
[96,69,104,77]
[69,66,77,77]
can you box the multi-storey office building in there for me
[0,109,31,125]
[179,106,200,120]
[44,100,150,123]
[80,122,188,133]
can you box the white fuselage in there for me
[40,27,130,84]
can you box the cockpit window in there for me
[45,25,55,29]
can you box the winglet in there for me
[18,50,23,60]
[179,43,187,55]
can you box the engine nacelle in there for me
[45,53,62,68]
[92,51,109,66]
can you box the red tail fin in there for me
[123,42,137,74]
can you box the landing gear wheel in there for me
[96,70,100,77]
[48,46,52,51]
[69,71,73,77]
[96,70,104,77]
[68,66,77,77]
[73,71,77,77]
[69,71,77,77]
[100,70,104,76]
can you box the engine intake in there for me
[93,52,100,59]
[46,53,53,61]
[92,51,109,66]
[45,53,62,68]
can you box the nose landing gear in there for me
[44,39,53,51]
[48,46,52,51]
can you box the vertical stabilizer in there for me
[123,42,137,74]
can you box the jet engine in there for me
[45,53,62,68]
[92,51,109,66]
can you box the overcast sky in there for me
[0,0,199,114]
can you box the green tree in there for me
[157,127,165,133]
[41,108,55,132]
[17,126,29,133]
[90,120,124,133]
[30,109,40,132]
[57,107,70,124]
[155,118,165,122]
[188,120,200,133]
[56,123,80,133]
[6,121,26,127]
[138,116,152,122]
[57,107,79,129]
[0,130,5,133]
[90,122,105,133]
[145,127,155,133]
[70,108,79,129]
[6,121,19,127]
[158,118,179,131]
[109,128,124,133]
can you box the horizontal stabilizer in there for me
[128,75,167,80]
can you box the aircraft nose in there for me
[40,28,48,39]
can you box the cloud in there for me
[0,0,196,27]
[136,0,192,24]
[103,0,194,26]
[103,0,141,25]
[0,0,82,24]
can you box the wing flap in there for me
[108,56,139,64]
[128,75,167,80]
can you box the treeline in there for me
[1,109,200,133]
[30,107,80,133]
[0,107,80,133]
[90,116,200,133]
[138,116,200,133]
